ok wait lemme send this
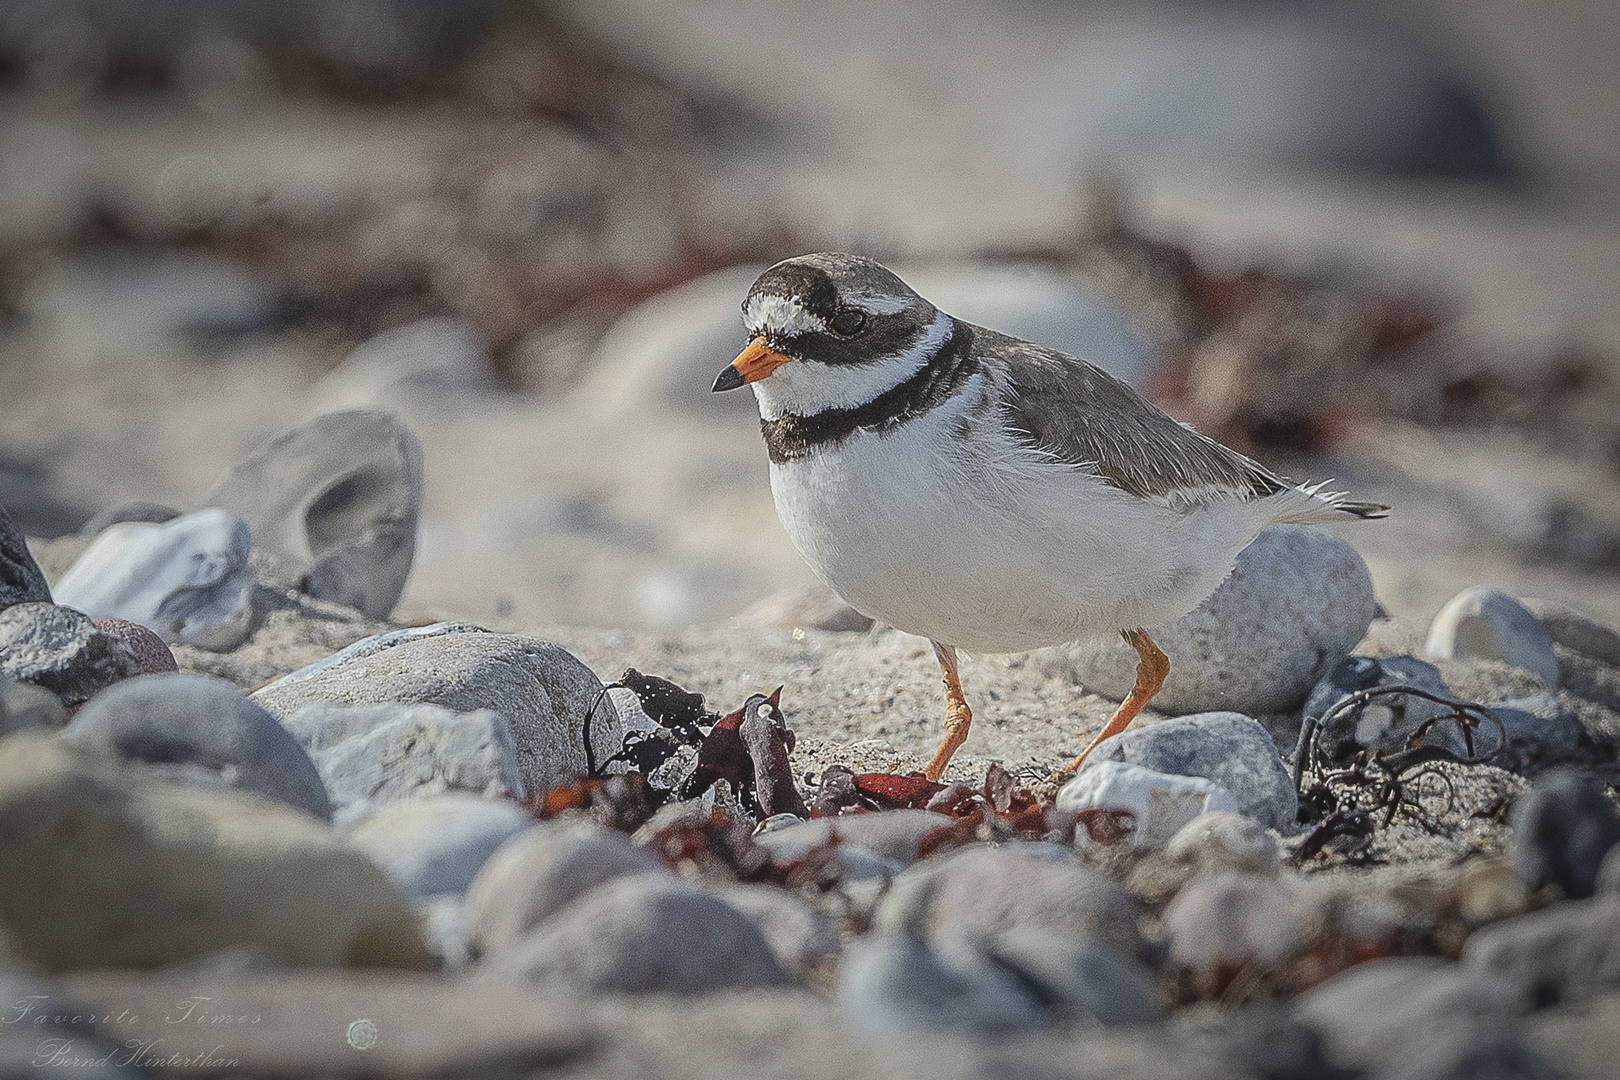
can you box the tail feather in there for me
[1268,479,1390,524]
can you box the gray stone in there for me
[1165,812,1281,874]
[205,409,423,618]
[1055,526,1376,717]
[1164,872,1314,974]
[255,629,621,799]
[0,602,140,706]
[0,672,67,734]
[347,794,531,901]
[254,620,489,693]
[1306,654,1470,761]
[1510,770,1620,900]
[751,808,953,868]
[0,501,51,607]
[0,731,430,972]
[1465,896,1620,1007]
[984,928,1165,1028]
[876,844,1146,961]
[63,672,331,820]
[1057,760,1239,850]
[1075,711,1297,832]
[311,317,498,413]
[708,884,841,975]
[1426,587,1561,688]
[1489,693,1587,773]
[51,508,257,651]
[1522,597,1620,667]
[467,821,667,959]
[1295,957,1526,1072]
[735,583,873,633]
[488,875,790,994]
[837,933,1046,1036]
[284,701,526,827]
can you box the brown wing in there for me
[985,329,1286,504]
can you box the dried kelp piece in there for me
[809,765,864,818]
[617,667,712,743]
[643,808,776,882]
[739,687,809,819]
[849,772,946,811]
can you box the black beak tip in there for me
[712,366,745,393]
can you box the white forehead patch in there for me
[837,288,912,315]
[744,293,827,337]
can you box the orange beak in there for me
[712,336,790,392]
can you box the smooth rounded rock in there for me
[0,673,66,734]
[837,933,1046,1037]
[91,618,179,674]
[1073,712,1296,832]
[1510,770,1620,900]
[0,502,51,608]
[1426,587,1561,688]
[284,701,526,828]
[205,410,423,619]
[1464,895,1620,1006]
[64,672,332,820]
[1165,812,1281,874]
[1164,871,1314,975]
[467,821,668,959]
[1056,526,1377,716]
[347,794,531,901]
[488,876,790,994]
[751,808,953,868]
[255,628,621,799]
[52,508,257,651]
[984,928,1165,1027]
[708,884,841,974]
[1058,760,1239,849]
[0,731,430,972]
[0,602,140,706]
[311,317,497,413]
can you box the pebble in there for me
[836,933,1046,1036]
[92,617,179,674]
[876,844,1146,961]
[1425,587,1561,688]
[0,602,140,706]
[1510,770,1620,900]
[283,701,526,827]
[1293,957,1527,1072]
[1464,895,1620,1007]
[254,628,621,800]
[486,875,791,994]
[0,502,51,608]
[707,884,841,975]
[1305,653,1468,761]
[1058,760,1239,850]
[0,673,67,734]
[1489,693,1587,773]
[1165,812,1281,874]
[311,317,498,413]
[0,730,429,971]
[1056,526,1376,716]
[466,821,668,959]
[205,409,423,619]
[1072,711,1297,832]
[1164,871,1313,977]
[735,583,873,633]
[1521,597,1620,667]
[751,807,952,868]
[347,794,532,901]
[63,672,332,820]
[52,508,257,651]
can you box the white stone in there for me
[1057,760,1239,850]
[1425,587,1560,687]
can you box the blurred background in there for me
[3,0,1620,630]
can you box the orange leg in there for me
[1065,629,1168,772]
[923,641,971,781]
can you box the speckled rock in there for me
[254,627,621,798]
[0,602,140,706]
[0,731,429,972]
[51,508,257,651]
[91,617,178,673]
[1426,587,1561,688]
[1058,760,1239,849]
[1054,526,1377,716]
[1075,711,1297,831]
[0,502,51,608]
[347,794,532,901]
[63,672,331,820]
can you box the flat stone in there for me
[1164,871,1314,975]
[254,629,622,799]
[1072,711,1296,831]
[1304,653,1470,760]
[1426,587,1561,688]
[0,731,429,972]
[487,875,791,994]
[837,933,1046,1036]
[283,701,526,827]
[311,317,498,413]
[91,618,178,674]
[0,501,51,608]
[205,409,423,618]
[57,970,592,1078]
[735,583,873,633]
[467,821,668,959]
[63,672,331,820]
[0,672,67,734]
[1058,760,1239,850]
[347,794,532,901]
[0,602,140,706]
[52,508,258,651]
[1053,526,1377,716]
[1510,770,1620,900]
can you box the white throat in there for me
[750,309,951,420]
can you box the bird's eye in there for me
[830,309,867,336]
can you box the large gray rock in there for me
[347,794,532,901]
[0,502,51,608]
[1054,526,1377,716]
[0,602,140,706]
[64,672,331,820]
[255,628,621,798]
[310,317,497,414]
[283,701,526,827]
[1426,587,1561,688]
[205,410,423,618]
[1072,711,1298,832]
[51,508,257,651]
[1057,760,1239,849]
[487,875,791,994]
[708,884,841,976]
[0,731,430,972]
